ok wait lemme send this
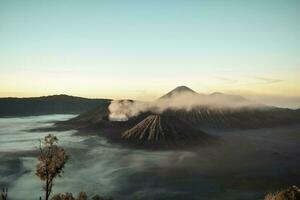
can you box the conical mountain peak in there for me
[160,86,197,99]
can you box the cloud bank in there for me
[108,91,261,121]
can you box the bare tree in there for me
[0,188,8,200]
[36,134,69,200]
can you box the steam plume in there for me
[108,91,262,121]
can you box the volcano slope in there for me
[53,102,300,131]
[121,114,214,149]
[163,106,300,129]
[46,103,300,150]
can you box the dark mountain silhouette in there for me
[0,95,111,117]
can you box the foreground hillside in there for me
[0,95,111,117]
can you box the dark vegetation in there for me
[264,185,300,200]
[50,192,112,200]
[0,95,111,117]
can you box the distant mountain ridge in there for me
[160,86,256,107]
[0,94,111,117]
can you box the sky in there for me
[0,0,299,107]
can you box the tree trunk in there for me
[45,178,49,200]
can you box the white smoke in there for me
[108,100,151,121]
[108,91,263,121]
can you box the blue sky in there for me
[0,0,299,106]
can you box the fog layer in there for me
[1,115,300,200]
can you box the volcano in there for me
[54,86,300,130]
[159,85,197,99]
[121,114,213,148]
[53,86,300,130]
[46,86,300,149]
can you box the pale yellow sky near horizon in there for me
[0,70,299,104]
